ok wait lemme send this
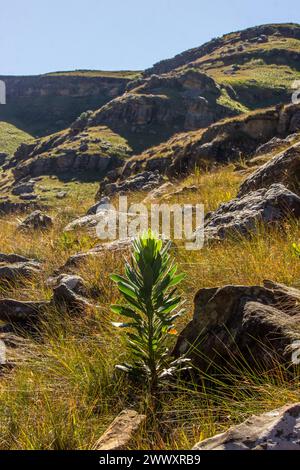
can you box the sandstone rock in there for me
[18,210,53,231]
[239,143,300,197]
[193,403,300,450]
[63,238,134,269]
[0,199,40,215]
[0,253,39,264]
[0,153,8,166]
[174,280,300,371]
[93,409,146,450]
[51,273,95,312]
[19,194,39,201]
[254,133,299,156]
[203,184,300,241]
[86,197,111,216]
[143,182,175,202]
[56,191,67,199]
[48,274,88,297]
[12,182,35,196]
[0,299,49,324]
[0,261,41,283]
[99,170,164,198]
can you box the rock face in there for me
[193,403,300,450]
[93,409,146,451]
[0,73,133,137]
[18,211,53,231]
[120,103,300,178]
[239,142,300,197]
[91,69,233,150]
[174,280,300,371]
[203,184,300,241]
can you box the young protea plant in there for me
[110,231,190,406]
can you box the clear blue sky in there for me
[1,0,299,75]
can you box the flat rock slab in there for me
[93,409,146,451]
[193,403,300,450]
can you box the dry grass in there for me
[0,165,300,449]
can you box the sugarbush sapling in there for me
[110,230,191,408]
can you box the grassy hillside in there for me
[0,122,32,155]
[45,70,142,79]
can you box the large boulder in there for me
[239,142,300,197]
[203,183,300,241]
[174,280,300,371]
[193,403,300,450]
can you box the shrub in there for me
[110,231,190,409]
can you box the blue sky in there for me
[1,0,300,75]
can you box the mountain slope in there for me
[0,71,140,137]
[0,122,32,155]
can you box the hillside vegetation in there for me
[0,122,32,155]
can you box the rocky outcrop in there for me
[0,299,49,324]
[97,170,164,199]
[0,260,41,283]
[10,125,132,182]
[239,142,300,197]
[193,403,300,450]
[52,276,94,312]
[18,211,53,231]
[0,198,41,215]
[203,184,300,241]
[120,103,300,178]
[91,69,236,151]
[174,280,300,371]
[63,239,134,269]
[93,410,146,451]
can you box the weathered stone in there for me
[193,403,300,450]
[239,143,300,197]
[203,184,300,241]
[86,197,111,216]
[174,280,300,371]
[51,274,94,311]
[93,409,146,451]
[0,299,49,323]
[12,182,35,196]
[99,170,164,198]
[63,238,134,268]
[18,210,53,231]
[0,261,41,283]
